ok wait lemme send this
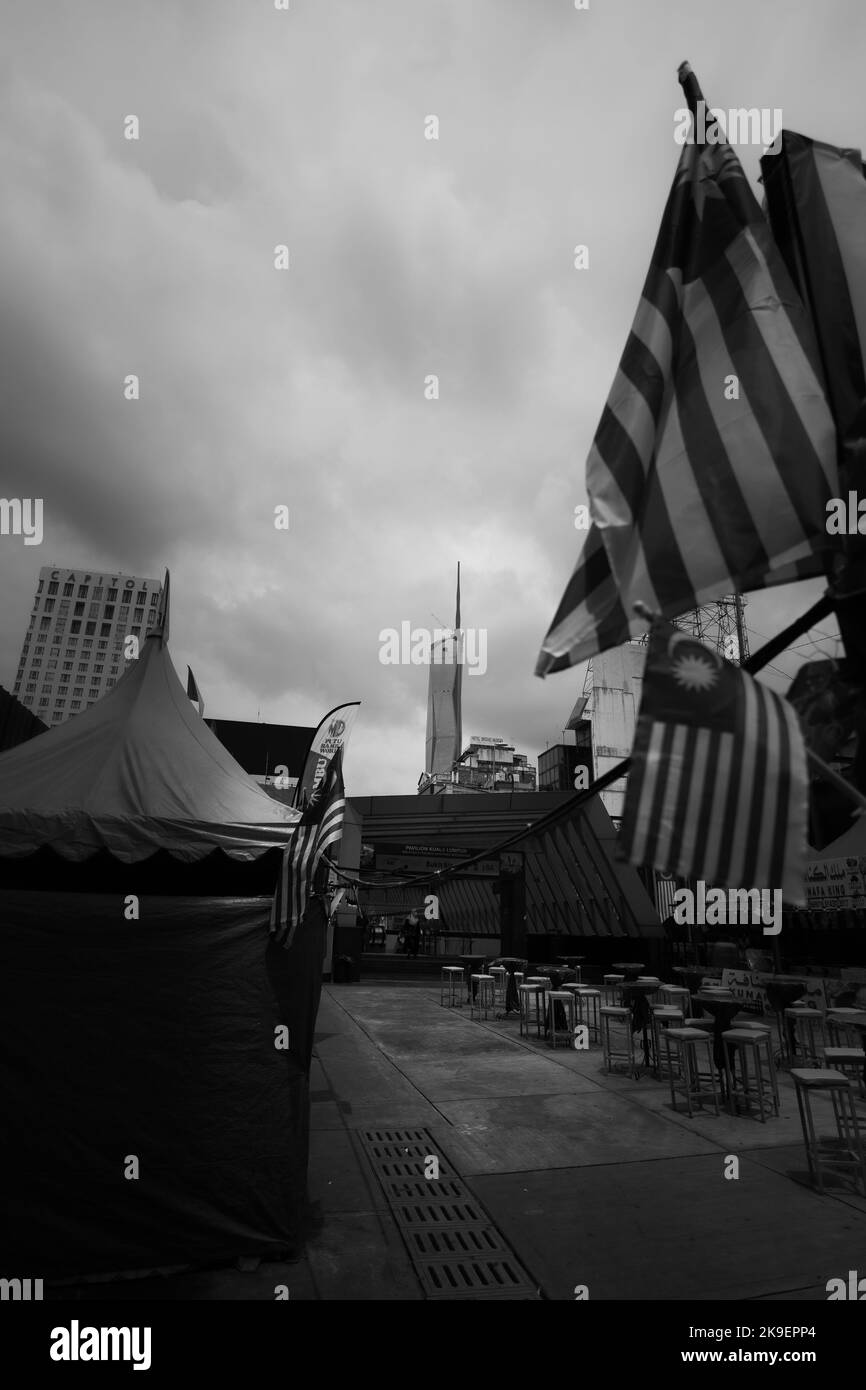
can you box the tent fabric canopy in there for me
[0,633,301,862]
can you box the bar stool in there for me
[439,965,464,1007]
[576,988,602,1044]
[518,984,546,1039]
[823,1047,866,1100]
[659,984,691,1018]
[651,1005,685,1078]
[602,974,625,1007]
[600,1005,639,1079]
[470,974,495,1021]
[785,1007,824,1066]
[663,1027,720,1117]
[547,990,577,1049]
[722,1028,779,1122]
[826,1009,863,1048]
[489,965,508,1009]
[791,1069,866,1196]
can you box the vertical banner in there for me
[293,701,360,810]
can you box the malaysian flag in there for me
[537,103,837,676]
[270,746,346,948]
[620,623,809,904]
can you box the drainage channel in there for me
[358,1127,541,1300]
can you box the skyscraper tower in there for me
[421,564,463,792]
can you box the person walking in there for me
[402,910,421,959]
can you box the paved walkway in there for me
[302,983,866,1301]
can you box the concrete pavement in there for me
[303,982,866,1300]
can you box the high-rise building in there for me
[420,734,537,794]
[12,565,163,725]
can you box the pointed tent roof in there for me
[0,610,301,862]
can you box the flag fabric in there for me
[537,125,837,677]
[620,623,809,903]
[761,131,866,672]
[186,667,204,717]
[762,132,866,439]
[270,747,346,948]
[294,702,359,811]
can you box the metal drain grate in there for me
[359,1127,540,1300]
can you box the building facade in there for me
[578,642,646,826]
[420,734,537,794]
[537,719,593,791]
[12,566,162,725]
[205,718,316,805]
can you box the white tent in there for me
[0,618,300,862]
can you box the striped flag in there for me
[537,125,837,676]
[762,131,866,674]
[270,746,346,948]
[620,623,809,904]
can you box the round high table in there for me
[490,957,526,1015]
[459,955,488,1002]
[759,976,810,1061]
[693,992,742,1098]
[612,961,645,983]
[620,979,661,1068]
[531,966,576,1032]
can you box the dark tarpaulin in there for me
[0,892,324,1279]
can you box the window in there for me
[108,588,117,602]
[71,700,81,710]
[34,645,44,656]
[94,586,104,599]
[85,622,96,635]
[47,580,59,595]
[134,607,144,623]
[47,659,57,670]
[59,675,69,685]
[50,646,60,657]
[37,579,44,593]
[63,582,74,596]
[78,584,88,597]
[104,605,115,619]
[89,688,99,698]
[70,621,81,634]
[100,623,111,637]
[62,661,72,670]
[56,698,66,707]
[98,639,108,649]
[31,659,41,668]
[39,617,50,630]
[39,696,49,707]
[137,589,146,604]
[74,602,84,617]
[89,603,99,619]
[52,712,63,722]
[77,662,88,672]
[82,639,93,650]
[26,682,36,693]
[43,598,55,612]
[94,664,104,674]
[73,685,84,695]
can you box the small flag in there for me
[270,746,346,948]
[186,667,204,717]
[620,623,809,903]
[537,111,836,676]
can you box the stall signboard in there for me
[721,970,830,1015]
[805,855,866,910]
[373,844,500,878]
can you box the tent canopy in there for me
[0,630,300,862]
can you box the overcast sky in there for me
[1,0,862,795]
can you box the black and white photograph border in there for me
[1,0,865,1356]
